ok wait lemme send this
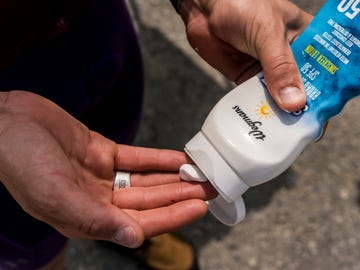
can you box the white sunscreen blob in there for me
[180,164,208,182]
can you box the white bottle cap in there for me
[184,132,249,226]
[207,196,246,226]
[179,163,246,225]
[179,164,209,182]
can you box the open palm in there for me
[0,91,217,248]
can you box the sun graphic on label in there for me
[255,100,275,120]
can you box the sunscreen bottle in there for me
[182,0,360,226]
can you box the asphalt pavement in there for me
[66,1,360,269]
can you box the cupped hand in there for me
[179,0,313,112]
[0,91,217,248]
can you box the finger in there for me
[233,59,262,85]
[130,172,182,187]
[260,3,313,112]
[115,145,191,172]
[55,192,145,248]
[124,199,209,238]
[112,182,217,210]
[186,12,261,83]
[259,34,306,112]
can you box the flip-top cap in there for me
[208,195,246,226]
[184,132,249,226]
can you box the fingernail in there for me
[279,86,304,105]
[114,226,137,248]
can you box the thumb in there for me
[91,205,145,248]
[58,195,145,248]
[259,39,306,112]
[106,206,145,248]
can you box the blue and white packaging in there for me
[182,0,360,226]
[293,0,360,126]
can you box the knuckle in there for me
[264,54,300,87]
[270,54,298,75]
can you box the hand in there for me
[179,0,313,112]
[0,91,217,248]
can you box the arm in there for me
[171,0,313,112]
[0,91,217,248]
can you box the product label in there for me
[232,105,266,140]
[291,0,360,125]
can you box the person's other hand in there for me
[0,91,217,248]
[179,0,313,112]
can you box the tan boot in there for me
[133,233,198,270]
